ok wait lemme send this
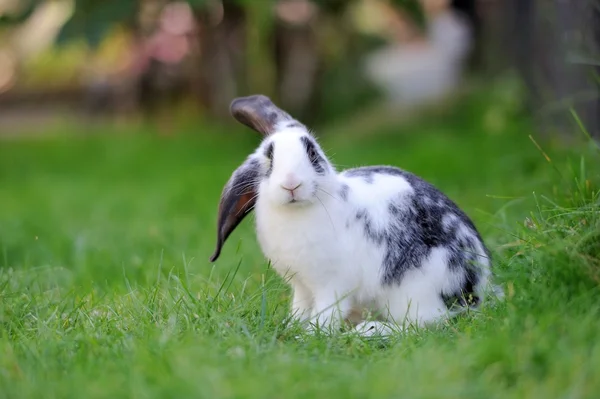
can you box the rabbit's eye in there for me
[300,136,326,175]
[264,143,274,160]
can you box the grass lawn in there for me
[1,87,599,398]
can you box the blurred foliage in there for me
[312,0,355,13]
[0,0,38,26]
[56,0,137,48]
[314,32,386,124]
[44,0,424,48]
[19,26,138,90]
[390,0,425,28]
[0,0,428,126]
[19,42,87,89]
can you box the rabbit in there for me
[209,94,502,337]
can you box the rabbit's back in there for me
[341,166,491,305]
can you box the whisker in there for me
[333,164,360,169]
[317,187,340,202]
[231,179,262,193]
[232,179,261,190]
[232,193,260,217]
[316,195,337,234]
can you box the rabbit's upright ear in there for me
[209,157,260,262]
[230,95,303,135]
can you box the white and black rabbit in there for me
[210,95,502,336]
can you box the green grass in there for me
[1,88,599,398]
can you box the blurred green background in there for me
[0,0,597,134]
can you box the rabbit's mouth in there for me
[286,198,307,205]
[267,182,317,207]
[284,197,312,207]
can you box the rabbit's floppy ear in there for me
[210,94,301,262]
[210,158,260,262]
[230,94,303,135]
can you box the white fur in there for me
[250,128,494,337]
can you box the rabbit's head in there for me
[209,95,336,262]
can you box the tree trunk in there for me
[505,0,599,139]
[451,0,481,70]
[193,0,247,120]
[590,0,600,138]
[274,20,320,123]
[244,1,276,99]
